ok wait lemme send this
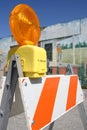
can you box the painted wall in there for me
[0,36,17,70]
[0,18,87,80]
[40,18,87,66]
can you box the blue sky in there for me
[0,0,87,38]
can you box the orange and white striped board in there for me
[18,75,84,130]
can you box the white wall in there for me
[40,18,87,65]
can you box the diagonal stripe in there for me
[66,76,78,110]
[51,76,70,121]
[32,77,60,130]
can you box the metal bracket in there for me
[0,55,23,130]
[48,64,87,130]
[66,64,74,75]
[66,64,87,130]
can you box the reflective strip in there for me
[18,75,84,130]
[66,76,78,110]
[32,77,60,130]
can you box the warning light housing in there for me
[7,45,47,78]
[7,4,47,78]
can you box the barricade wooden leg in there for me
[78,102,87,130]
[48,122,55,130]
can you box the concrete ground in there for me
[7,89,87,130]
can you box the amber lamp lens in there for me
[9,4,41,46]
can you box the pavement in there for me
[7,89,87,130]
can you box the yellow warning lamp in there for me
[9,4,40,45]
[7,4,47,78]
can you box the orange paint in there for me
[66,76,78,110]
[32,77,60,130]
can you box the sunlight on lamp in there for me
[9,4,41,46]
